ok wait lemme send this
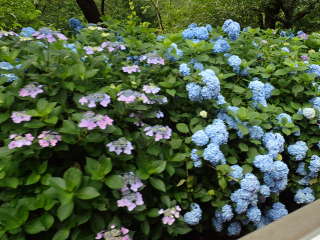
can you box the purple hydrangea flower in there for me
[106,138,134,155]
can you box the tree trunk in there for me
[263,0,282,29]
[75,0,101,23]
[101,0,105,15]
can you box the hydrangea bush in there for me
[0,18,320,240]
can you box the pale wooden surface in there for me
[240,200,320,240]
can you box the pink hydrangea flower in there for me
[96,225,131,240]
[159,206,181,225]
[144,125,172,141]
[301,55,309,61]
[8,133,34,149]
[142,84,161,94]
[140,53,165,65]
[79,93,111,108]
[122,172,144,192]
[101,41,126,52]
[32,28,67,42]
[83,46,104,55]
[122,65,140,74]
[19,82,44,98]
[106,138,134,155]
[38,131,61,147]
[117,191,144,211]
[117,90,140,103]
[11,111,31,123]
[78,111,113,130]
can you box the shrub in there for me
[0,19,319,240]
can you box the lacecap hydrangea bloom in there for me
[183,203,202,225]
[294,187,315,204]
[159,206,181,225]
[106,138,134,155]
[8,133,34,149]
[19,82,44,98]
[287,141,308,161]
[38,131,61,147]
[78,111,113,130]
[11,111,31,123]
[142,84,160,94]
[32,28,67,42]
[122,65,140,74]
[143,125,172,141]
[79,93,111,108]
[222,19,241,40]
[96,225,131,240]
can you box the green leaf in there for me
[150,177,166,192]
[141,221,150,236]
[25,214,54,234]
[49,177,66,190]
[104,175,124,189]
[147,208,160,218]
[274,69,288,76]
[76,187,100,200]
[176,123,189,133]
[53,228,70,240]
[171,153,187,162]
[85,157,112,180]
[218,177,227,189]
[63,168,82,191]
[170,139,183,149]
[239,143,249,152]
[24,120,46,128]
[57,202,74,221]
[59,120,80,135]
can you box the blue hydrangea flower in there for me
[192,130,209,146]
[229,165,243,180]
[212,217,223,232]
[186,82,202,101]
[205,24,213,32]
[203,143,226,166]
[182,25,209,40]
[156,35,165,41]
[166,43,183,61]
[307,64,320,77]
[246,206,261,223]
[240,173,260,193]
[255,216,272,229]
[266,202,288,221]
[281,47,290,52]
[191,149,202,168]
[287,141,308,161]
[204,119,228,145]
[227,55,242,73]
[263,174,288,193]
[221,205,234,222]
[309,155,320,174]
[216,94,226,105]
[64,43,77,53]
[227,222,241,236]
[179,63,191,76]
[0,73,18,82]
[68,18,84,32]
[270,161,289,180]
[213,38,230,53]
[20,27,36,37]
[249,126,265,140]
[201,86,216,100]
[0,62,14,70]
[193,62,204,71]
[294,187,315,204]
[222,19,241,41]
[296,162,307,176]
[277,113,292,124]
[310,97,320,110]
[262,132,285,158]
[184,203,202,225]
[259,185,271,197]
[231,189,253,202]
[253,154,274,172]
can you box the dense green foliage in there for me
[0,18,320,240]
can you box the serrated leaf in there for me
[76,187,100,200]
[150,177,166,192]
[104,175,124,189]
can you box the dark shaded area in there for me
[75,0,101,23]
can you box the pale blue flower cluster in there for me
[227,222,242,236]
[309,155,320,176]
[266,202,288,221]
[263,161,289,193]
[203,143,226,165]
[262,132,285,158]
[248,80,274,107]
[249,126,264,140]
[0,73,19,82]
[212,204,234,233]
[307,64,320,77]
[20,27,36,37]
[227,55,242,73]
[213,38,230,53]
[287,141,308,161]
[310,97,320,110]
[166,43,183,61]
[294,187,315,204]
[179,63,191,76]
[281,47,290,52]
[190,59,204,71]
[229,165,243,180]
[246,206,262,224]
[192,130,209,146]
[222,19,241,40]
[184,203,202,225]
[64,43,77,53]
[277,113,292,124]
[0,62,14,70]
[191,149,202,168]
[204,119,229,145]
[296,162,307,176]
[259,185,271,197]
[182,24,210,41]
[186,69,221,102]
